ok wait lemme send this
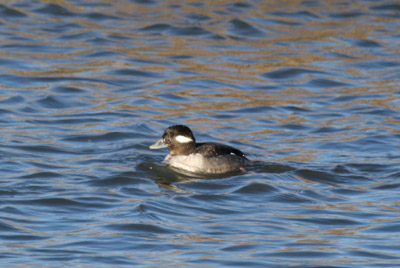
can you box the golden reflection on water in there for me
[1,0,398,165]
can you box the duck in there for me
[150,125,248,174]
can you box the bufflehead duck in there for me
[150,125,248,174]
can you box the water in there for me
[1,0,399,267]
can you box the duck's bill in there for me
[149,138,168,149]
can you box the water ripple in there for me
[34,3,76,17]
[229,18,265,38]
[0,4,26,17]
[0,0,399,267]
[262,67,326,80]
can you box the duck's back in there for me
[164,143,248,174]
[195,143,247,158]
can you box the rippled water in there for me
[1,0,400,267]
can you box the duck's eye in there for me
[169,133,174,138]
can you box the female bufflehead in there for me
[150,125,248,174]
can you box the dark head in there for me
[150,125,196,155]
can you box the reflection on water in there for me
[1,0,400,267]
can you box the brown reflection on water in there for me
[1,0,398,163]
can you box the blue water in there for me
[1,0,400,267]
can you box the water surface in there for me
[1,0,400,267]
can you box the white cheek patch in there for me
[175,135,193,143]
